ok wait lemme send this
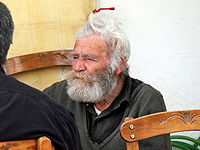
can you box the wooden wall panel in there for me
[2,0,96,90]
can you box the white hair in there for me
[67,67,117,103]
[76,11,131,76]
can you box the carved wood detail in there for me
[5,50,72,75]
[160,112,200,125]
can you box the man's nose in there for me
[72,59,86,72]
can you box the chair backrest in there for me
[0,136,54,150]
[5,50,72,90]
[5,50,72,76]
[120,110,200,150]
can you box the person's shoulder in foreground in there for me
[0,68,82,150]
[0,2,82,150]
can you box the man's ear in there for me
[115,56,126,75]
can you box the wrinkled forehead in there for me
[73,35,110,58]
[70,51,97,58]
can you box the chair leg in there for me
[37,136,54,150]
[126,142,139,150]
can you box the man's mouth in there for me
[73,77,93,85]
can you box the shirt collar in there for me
[86,75,132,116]
[108,75,131,110]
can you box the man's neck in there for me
[94,77,124,112]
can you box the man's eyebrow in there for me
[82,54,97,58]
[70,52,79,56]
[70,52,97,58]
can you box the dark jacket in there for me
[44,76,171,150]
[0,67,82,150]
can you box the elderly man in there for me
[44,11,171,150]
[0,2,82,150]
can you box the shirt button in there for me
[86,103,89,107]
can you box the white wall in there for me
[98,0,200,111]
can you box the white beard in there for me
[66,68,117,103]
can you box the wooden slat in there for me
[0,139,37,150]
[0,136,54,150]
[126,142,139,150]
[38,136,54,150]
[5,50,72,75]
[120,110,200,143]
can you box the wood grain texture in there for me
[1,0,96,90]
[5,50,72,75]
[0,136,54,150]
[120,110,200,150]
[1,0,96,57]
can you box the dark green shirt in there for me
[44,75,171,150]
[86,77,142,144]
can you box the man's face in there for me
[72,34,109,77]
[66,34,117,103]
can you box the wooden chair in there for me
[5,50,72,76]
[5,50,72,90]
[0,136,54,150]
[120,110,200,150]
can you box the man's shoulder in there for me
[44,80,68,93]
[127,78,167,118]
[139,84,163,100]
[137,83,161,95]
[0,75,72,117]
[128,76,162,96]
[0,75,47,98]
[50,79,68,86]
[43,80,75,106]
[43,80,68,97]
[128,77,164,106]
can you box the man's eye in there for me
[72,56,78,60]
[86,58,96,61]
